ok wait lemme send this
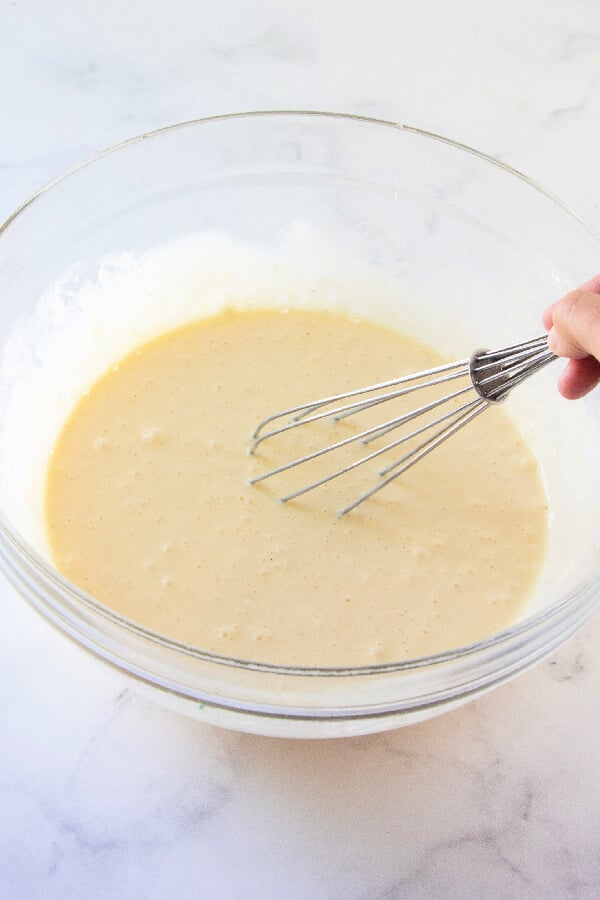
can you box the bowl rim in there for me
[1,108,600,680]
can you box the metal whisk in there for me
[249,335,556,515]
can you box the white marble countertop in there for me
[2,2,600,897]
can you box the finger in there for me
[578,274,600,294]
[542,304,555,330]
[547,290,600,359]
[557,356,600,400]
[543,275,600,331]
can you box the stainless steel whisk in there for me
[249,335,556,515]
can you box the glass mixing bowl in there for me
[1,111,600,738]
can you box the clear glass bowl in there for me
[1,111,600,738]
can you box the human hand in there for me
[543,274,600,399]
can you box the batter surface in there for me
[45,309,548,666]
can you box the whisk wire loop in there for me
[340,401,489,516]
[251,358,470,445]
[249,334,556,513]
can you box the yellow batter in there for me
[45,308,548,666]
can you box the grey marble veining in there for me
[2,1,600,897]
